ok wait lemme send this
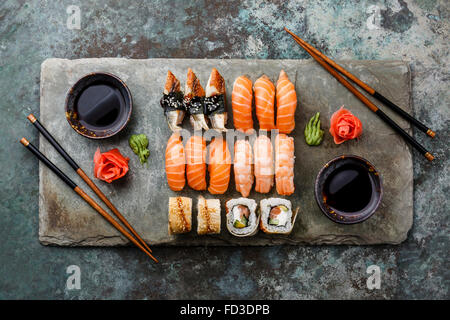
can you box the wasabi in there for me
[305,112,324,146]
[129,134,150,164]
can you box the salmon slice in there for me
[275,134,295,195]
[254,75,275,130]
[276,70,297,134]
[184,68,209,131]
[234,139,254,197]
[185,135,207,191]
[208,137,231,194]
[165,133,186,191]
[254,135,274,193]
[205,68,227,132]
[232,75,253,132]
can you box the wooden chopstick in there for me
[284,28,436,138]
[285,28,435,162]
[27,114,153,254]
[20,137,158,263]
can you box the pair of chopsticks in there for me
[284,28,435,162]
[22,114,158,262]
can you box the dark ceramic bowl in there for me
[65,72,132,139]
[314,155,383,224]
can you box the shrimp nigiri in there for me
[276,70,297,134]
[165,133,185,191]
[254,135,274,193]
[232,75,253,132]
[160,71,185,132]
[184,68,209,131]
[254,75,275,130]
[234,139,254,197]
[208,137,231,194]
[205,68,227,131]
[275,134,295,195]
[185,135,207,191]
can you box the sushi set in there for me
[35,57,416,248]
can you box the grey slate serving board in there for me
[39,58,413,246]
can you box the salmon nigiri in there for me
[185,135,207,191]
[254,135,274,193]
[234,139,254,197]
[205,68,227,131]
[165,133,185,191]
[275,134,295,195]
[254,75,275,130]
[232,75,253,132]
[276,70,297,134]
[208,137,231,194]
[184,68,209,131]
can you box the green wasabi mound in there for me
[129,134,150,164]
[305,112,324,146]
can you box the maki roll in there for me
[226,198,259,237]
[160,71,185,132]
[168,196,192,235]
[197,196,221,235]
[259,198,298,235]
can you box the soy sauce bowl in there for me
[65,72,132,139]
[314,155,383,225]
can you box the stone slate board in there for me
[39,58,413,246]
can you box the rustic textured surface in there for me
[0,0,448,299]
[39,58,413,246]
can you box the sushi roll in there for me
[226,198,259,237]
[205,68,227,131]
[259,198,298,235]
[160,71,185,132]
[168,196,192,235]
[197,196,221,235]
[184,68,209,131]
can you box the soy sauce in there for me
[76,83,125,130]
[323,163,373,212]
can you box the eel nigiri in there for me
[254,75,275,130]
[254,135,274,193]
[234,139,254,198]
[160,71,185,131]
[276,70,297,134]
[185,135,207,191]
[208,137,231,194]
[184,68,209,131]
[165,133,186,191]
[232,75,253,132]
[205,68,227,131]
[275,134,295,196]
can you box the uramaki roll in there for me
[197,196,221,235]
[226,198,259,237]
[259,198,298,234]
[168,196,192,235]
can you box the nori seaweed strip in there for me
[184,96,205,115]
[204,94,225,115]
[160,92,184,116]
